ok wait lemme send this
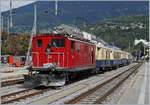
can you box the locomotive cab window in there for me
[51,38,65,47]
[37,39,43,47]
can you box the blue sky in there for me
[1,0,35,12]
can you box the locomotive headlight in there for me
[43,63,53,68]
[43,63,56,69]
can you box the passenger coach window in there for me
[37,39,42,47]
[51,38,65,47]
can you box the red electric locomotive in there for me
[24,33,96,86]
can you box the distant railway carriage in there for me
[13,56,26,67]
[1,55,10,64]
[96,46,113,70]
[120,51,129,65]
[95,44,131,71]
[1,55,26,67]
[9,56,26,67]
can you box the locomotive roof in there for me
[33,24,129,54]
[33,33,94,44]
[33,34,67,38]
[53,24,97,42]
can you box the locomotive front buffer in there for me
[24,63,66,87]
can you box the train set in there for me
[24,24,132,87]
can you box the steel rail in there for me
[1,78,24,87]
[1,87,50,104]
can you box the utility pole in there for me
[7,17,10,42]
[25,3,37,66]
[10,0,13,27]
[7,17,10,53]
[128,42,131,53]
[55,0,58,16]
[1,15,3,32]
[144,44,145,60]
[32,3,37,35]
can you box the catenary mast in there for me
[25,3,37,66]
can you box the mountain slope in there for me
[2,1,149,33]
[85,15,149,53]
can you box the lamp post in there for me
[55,0,58,16]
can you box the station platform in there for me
[118,62,149,104]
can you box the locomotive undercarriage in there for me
[24,66,96,87]
[24,67,67,87]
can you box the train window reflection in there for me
[37,39,43,47]
[51,38,65,47]
[71,41,75,50]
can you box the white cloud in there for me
[1,0,35,12]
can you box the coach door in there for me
[91,46,94,64]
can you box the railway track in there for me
[1,84,26,96]
[1,63,142,104]
[65,63,142,104]
[26,63,139,104]
[1,87,50,104]
[1,78,24,87]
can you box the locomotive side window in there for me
[51,38,65,47]
[37,39,43,47]
[77,43,80,52]
[71,41,75,50]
